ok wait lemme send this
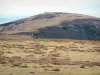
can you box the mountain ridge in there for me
[0,12,100,40]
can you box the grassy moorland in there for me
[0,39,100,75]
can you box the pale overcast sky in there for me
[0,0,100,24]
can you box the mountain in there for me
[0,12,100,40]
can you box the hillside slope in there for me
[0,12,100,40]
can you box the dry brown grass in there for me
[0,39,100,75]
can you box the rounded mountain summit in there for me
[0,12,100,40]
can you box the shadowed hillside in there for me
[0,12,100,40]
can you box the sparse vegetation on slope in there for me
[0,12,100,40]
[0,39,100,75]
